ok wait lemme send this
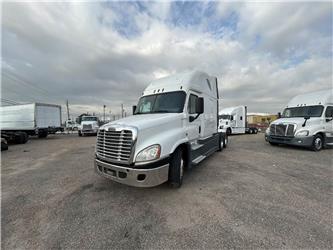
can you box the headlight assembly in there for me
[265,127,270,135]
[295,130,309,137]
[136,144,161,162]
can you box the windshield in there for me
[219,114,232,120]
[282,105,324,118]
[82,117,98,121]
[135,91,186,114]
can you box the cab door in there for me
[186,93,202,141]
[324,106,333,145]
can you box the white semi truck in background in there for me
[78,115,99,136]
[219,106,258,135]
[94,71,227,188]
[0,103,62,143]
[265,89,333,151]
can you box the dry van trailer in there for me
[0,103,62,140]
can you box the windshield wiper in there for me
[302,116,310,127]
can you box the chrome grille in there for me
[270,124,295,136]
[96,129,134,163]
[83,124,92,130]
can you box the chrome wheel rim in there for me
[180,159,184,179]
[315,138,322,150]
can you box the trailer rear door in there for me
[35,104,61,128]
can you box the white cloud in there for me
[2,2,332,119]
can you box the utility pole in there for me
[103,105,106,122]
[121,104,124,118]
[66,100,70,121]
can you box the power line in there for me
[2,71,51,96]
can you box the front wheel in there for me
[78,131,82,137]
[168,148,184,188]
[311,134,323,151]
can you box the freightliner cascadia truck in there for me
[265,89,333,151]
[95,71,227,187]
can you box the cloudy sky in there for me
[2,1,332,119]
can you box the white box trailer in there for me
[0,103,62,139]
[219,105,258,135]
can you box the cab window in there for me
[325,106,333,117]
[188,94,198,114]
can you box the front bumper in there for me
[95,158,169,187]
[82,129,98,134]
[265,134,313,147]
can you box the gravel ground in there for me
[1,133,332,249]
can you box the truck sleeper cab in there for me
[265,89,333,151]
[219,105,258,135]
[95,71,226,187]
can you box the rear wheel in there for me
[38,130,48,138]
[78,131,82,137]
[311,134,323,151]
[226,128,232,135]
[168,148,184,188]
[218,134,224,151]
[223,134,228,148]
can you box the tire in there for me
[168,148,184,188]
[38,130,48,138]
[20,132,28,144]
[14,132,28,144]
[1,141,8,151]
[78,131,82,137]
[311,134,323,151]
[223,134,228,148]
[254,129,258,134]
[218,134,223,152]
[226,128,232,135]
[269,141,278,146]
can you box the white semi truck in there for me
[219,106,258,135]
[265,89,333,151]
[78,116,99,136]
[94,71,227,187]
[0,103,62,142]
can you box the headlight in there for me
[136,144,161,162]
[265,127,270,135]
[295,130,309,137]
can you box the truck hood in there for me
[101,113,182,131]
[271,117,320,129]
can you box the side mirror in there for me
[196,97,204,114]
[132,105,137,115]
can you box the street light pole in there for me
[103,105,106,122]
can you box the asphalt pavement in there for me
[1,133,332,249]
